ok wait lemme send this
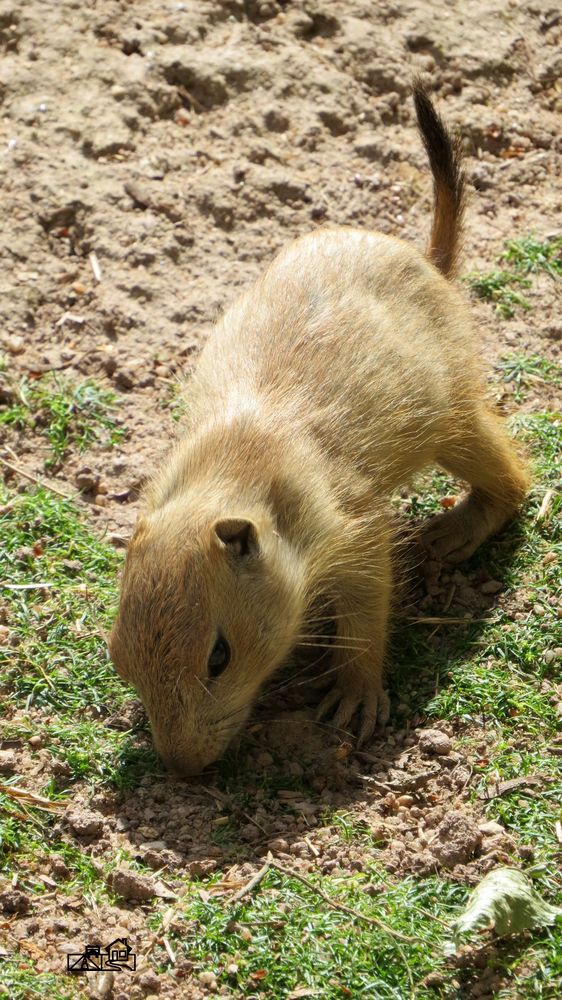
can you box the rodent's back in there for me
[184,228,481,491]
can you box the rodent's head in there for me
[109,498,307,776]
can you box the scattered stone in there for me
[88,971,115,999]
[4,334,24,354]
[114,367,137,390]
[263,107,289,132]
[111,866,156,902]
[139,969,161,994]
[0,889,31,914]
[75,466,100,493]
[50,857,70,879]
[186,859,218,878]
[66,807,105,839]
[418,729,452,756]
[198,970,217,988]
[28,734,42,749]
[0,749,17,773]
[480,579,503,594]
[268,838,289,853]
[61,559,82,573]
[139,840,167,852]
[479,820,505,836]
[109,533,128,548]
[0,377,15,404]
[430,811,482,868]
[83,127,133,159]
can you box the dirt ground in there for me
[0,1,561,998]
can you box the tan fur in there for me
[109,87,528,776]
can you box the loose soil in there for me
[0,1,561,998]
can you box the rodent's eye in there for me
[208,635,231,679]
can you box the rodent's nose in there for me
[160,752,205,780]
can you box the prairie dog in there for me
[109,84,528,777]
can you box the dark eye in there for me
[208,635,231,678]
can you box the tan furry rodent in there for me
[109,84,528,777]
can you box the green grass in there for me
[465,234,561,317]
[0,486,157,786]
[0,965,80,1000]
[148,867,470,998]
[160,380,187,422]
[503,235,562,279]
[495,353,562,402]
[467,268,531,318]
[1,411,561,997]
[0,374,125,467]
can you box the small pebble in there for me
[479,820,504,836]
[88,971,114,1000]
[114,368,136,390]
[139,969,161,994]
[66,808,104,838]
[418,729,452,756]
[111,866,156,902]
[0,749,17,773]
[75,466,100,492]
[268,838,289,853]
[4,334,24,354]
[397,794,414,807]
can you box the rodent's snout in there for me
[158,748,208,780]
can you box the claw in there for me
[316,686,345,723]
[315,674,389,745]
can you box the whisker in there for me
[295,641,370,653]
[247,714,355,740]
[267,660,342,697]
[296,632,369,644]
[196,675,218,701]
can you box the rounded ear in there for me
[213,518,260,558]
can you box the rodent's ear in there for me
[213,518,260,558]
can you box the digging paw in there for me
[316,667,389,745]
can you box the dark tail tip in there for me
[412,78,465,278]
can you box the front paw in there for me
[316,667,389,745]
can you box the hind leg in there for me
[422,407,528,562]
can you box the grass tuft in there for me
[465,234,561,317]
[502,234,562,279]
[0,375,125,467]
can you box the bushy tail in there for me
[413,80,465,279]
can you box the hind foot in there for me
[421,490,516,563]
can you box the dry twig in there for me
[0,455,71,499]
